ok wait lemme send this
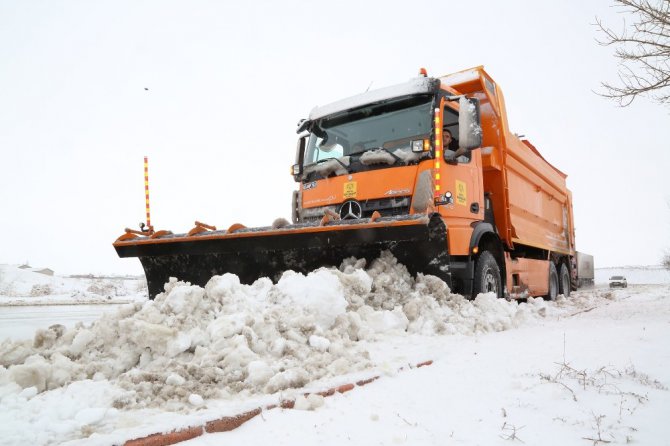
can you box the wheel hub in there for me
[484,269,497,293]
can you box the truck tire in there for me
[559,263,571,297]
[570,256,579,291]
[473,251,503,299]
[546,262,558,301]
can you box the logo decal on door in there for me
[455,180,467,206]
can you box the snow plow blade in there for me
[114,214,450,299]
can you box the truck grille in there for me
[359,196,411,217]
[300,196,411,222]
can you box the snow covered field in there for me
[0,264,147,305]
[0,265,147,341]
[595,265,670,285]
[0,260,668,445]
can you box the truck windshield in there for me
[305,95,433,165]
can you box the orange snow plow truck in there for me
[114,67,591,300]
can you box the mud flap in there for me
[115,214,450,299]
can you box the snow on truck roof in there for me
[439,68,482,87]
[309,77,440,121]
[307,68,486,122]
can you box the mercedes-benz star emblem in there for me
[339,200,362,220]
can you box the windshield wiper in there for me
[303,157,350,180]
[306,157,350,170]
[358,147,403,163]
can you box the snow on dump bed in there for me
[0,253,618,414]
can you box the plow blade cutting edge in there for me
[114,214,450,299]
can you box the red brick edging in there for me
[124,426,203,446]
[123,359,434,446]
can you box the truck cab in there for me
[292,67,580,300]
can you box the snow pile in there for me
[0,253,609,411]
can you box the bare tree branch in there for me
[596,0,670,106]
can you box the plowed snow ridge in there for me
[0,254,644,445]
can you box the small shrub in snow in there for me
[538,359,666,444]
[30,284,52,296]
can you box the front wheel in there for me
[473,251,503,299]
[546,262,558,301]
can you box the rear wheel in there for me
[559,263,571,297]
[546,262,558,301]
[473,251,503,299]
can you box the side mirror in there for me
[296,118,311,134]
[458,97,482,150]
[293,136,306,181]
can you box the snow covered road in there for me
[0,304,129,342]
[191,288,670,446]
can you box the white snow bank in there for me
[0,253,630,413]
[0,378,124,446]
[1,255,664,446]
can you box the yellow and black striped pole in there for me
[144,156,152,232]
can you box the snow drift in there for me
[0,252,613,411]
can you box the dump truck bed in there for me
[442,67,575,255]
[500,137,574,254]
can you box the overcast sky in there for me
[1,0,668,275]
